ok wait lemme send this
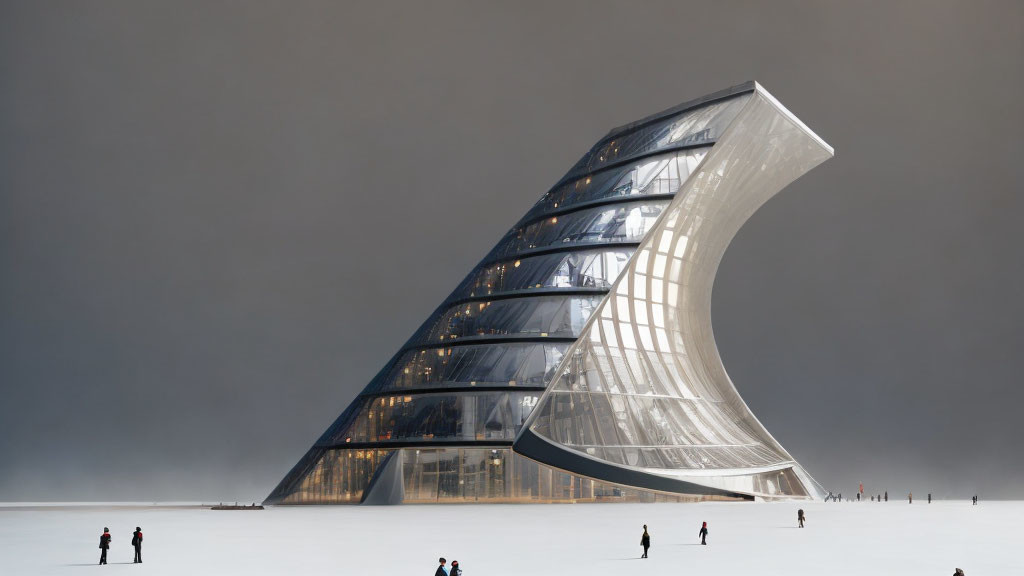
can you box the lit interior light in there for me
[550,217,557,224]
[514,260,521,268]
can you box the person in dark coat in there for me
[698,521,708,545]
[640,525,650,558]
[435,557,447,576]
[131,527,143,563]
[98,528,111,565]
[449,560,461,576]
[797,509,806,528]
[884,490,888,502]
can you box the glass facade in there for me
[278,447,730,504]
[268,82,832,505]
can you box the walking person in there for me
[449,560,461,576]
[909,492,913,504]
[640,525,650,558]
[698,521,708,545]
[435,557,448,576]
[884,491,888,502]
[928,493,932,504]
[972,495,978,505]
[797,509,806,528]
[131,527,143,563]
[98,528,111,565]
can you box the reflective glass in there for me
[489,202,668,261]
[523,148,708,222]
[399,447,725,503]
[561,94,750,182]
[451,248,633,299]
[329,391,541,444]
[412,295,603,344]
[277,448,392,504]
[373,343,569,392]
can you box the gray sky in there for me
[1,1,1022,502]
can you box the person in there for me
[909,492,913,504]
[928,493,932,504]
[884,491,888,502]
[435,557,447,576]
[857,492,860,501]
[98,527,111,565]
[859,482,864,500]
[640,525,650,558]
[698,521,708,545]
[449,560,461,576]
[797,509,805,528]
[131,527,143,563]
[973,495,978,505]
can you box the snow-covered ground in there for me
[0,500,1017,575]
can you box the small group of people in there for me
[98,527,143,565]
[638,521,708,557]
[434,557,461,575]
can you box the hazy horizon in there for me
[2,1,1022,502]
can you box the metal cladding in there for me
[267,82,833,505]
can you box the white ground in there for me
[0,501,1017,575]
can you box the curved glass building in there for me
[267,82,833,504]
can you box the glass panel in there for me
[561,93,750,181]
[452,248,634,299]
[277,448,392,504]
[489,202,668,261]
[329,391,541,444]
[399,447,737,503]
[372,343,569,392]
[523,148,708,222]
[413,295,603,344]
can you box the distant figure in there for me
[859,482,864,500]
[640,525,650,558]
[877,494,880,503]
[698,521,708,545]
[132,527,143,563]
[928,493,932,504]
[449,560,461,576]
[884,491,888,502]
[954,569,965,576]
[435,557,447,576]
[972,495,978,505]
[98,527,111,565]
[871,495,874,502]
[797,509,805,528]
[909,492,913,504]
[857,492,860,501]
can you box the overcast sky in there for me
[2,1,1022,502]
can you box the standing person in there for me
[884,491,888,502]
[131,527,143,563]
[435,557,448,576]
[449,560,461,576]
[797,509,806,528]
[928,493,932,504]
[640,525,650,558]
[859,482,864,501]
[909,492,913,504]
[973,495,978,505]
[698,521,708,545]
[98,528,111,565]
[857,492,860,501]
